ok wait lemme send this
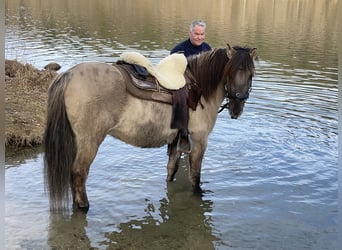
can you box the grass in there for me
[5,59,58,147]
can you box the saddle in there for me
[116,61,173,105]
[119,52,187,90]
[115,53,202,153]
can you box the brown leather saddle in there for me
[116,61,173,105]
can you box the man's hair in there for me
[189,20,206,32]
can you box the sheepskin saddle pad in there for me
[119,52,187,90]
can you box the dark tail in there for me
[44,71,77,211]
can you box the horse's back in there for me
[65,62,126,110]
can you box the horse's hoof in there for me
[73,202,90,213]
[192,185,203,194]
[79,205,89,213]
[166,174,175,182]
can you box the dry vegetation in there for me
[5,59,60,147]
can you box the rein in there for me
[218,101,229,113]
[218,81,252,114]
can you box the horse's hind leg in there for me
[166,140,182,182]
[71,139,100,211]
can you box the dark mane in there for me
[187,46,255,100]
[187,48,228,100]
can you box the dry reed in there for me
[5,59,59,147]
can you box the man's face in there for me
[189,25,205,47]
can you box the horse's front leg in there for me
[166,140,182,182]
[188,139,207,192]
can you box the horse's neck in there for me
[188,49,228,105]
[189,62,226,109]
[211,82,226,109]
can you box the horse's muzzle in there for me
[228,99,245,119]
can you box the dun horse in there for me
[44,44,257,211]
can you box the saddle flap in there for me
[116,63,173,105]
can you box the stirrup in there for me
[176,134,193,154]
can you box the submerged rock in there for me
[44,62,61,71]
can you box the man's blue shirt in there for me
[170,39,211,57]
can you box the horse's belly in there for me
[108,123,176,148]
[108,99,177,148]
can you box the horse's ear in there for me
[226,43,235,59]
[249,48,257,60]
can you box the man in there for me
[169,20,211,153]
[170,20,212,57]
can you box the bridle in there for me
[218,75,252,113]
[225,78,252,100]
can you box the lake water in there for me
[5,0,338,249]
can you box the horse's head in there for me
[224,44,257,119]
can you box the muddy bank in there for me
[5,59,60,147]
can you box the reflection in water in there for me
[48,212,92,249]
[101,187,217,249]
[5,146,43,168]
[47,165,219,249]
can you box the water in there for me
[5,0,338,249]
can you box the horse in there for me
[44,44,257,211]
